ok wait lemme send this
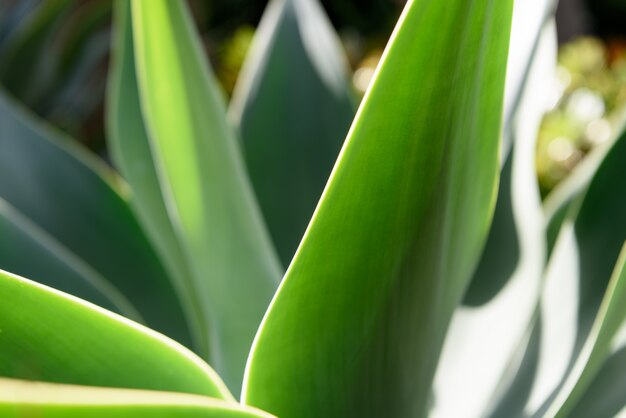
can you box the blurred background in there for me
[0,0,625,196]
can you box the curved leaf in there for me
[130,0,281,393]
[546,243,626,417]
[242,0,514,416]
[0,89,192,346]
[432,20,557,418]
[0,378,272,418]
[0,269,232,400]
[229,0,355,266]
[523,122,626,416]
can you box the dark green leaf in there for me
[0,89,192,347]
[0,197,138,318]
[229,0,356,266]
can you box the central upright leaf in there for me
[125,0,282,393]
[243,0,513,416]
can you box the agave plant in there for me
[1,0,625,417]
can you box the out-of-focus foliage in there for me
[536,37,626,195]
[0,0,111,152]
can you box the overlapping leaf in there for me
[0,89,192,346]
[522,124,626,417]
[0,197,136,318]
[114,0,282,393]
[107,0,208,360]
[432,18,557,418]
[0,378,272,418]
[229,0,355,266]
[0,269,231,399]
[545,243,626,417]
[242,0,514,416]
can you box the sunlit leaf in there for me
[130,0,281,393]
[0,269,232,400]
[107,0,208,360]
[0,378,272,418]
[242,0,514,416]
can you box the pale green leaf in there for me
[0,378,272,418]
[107,0,208,360]
[242,0,514,416]
[130,0,281,393]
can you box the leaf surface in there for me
[130,0,281,392]
[0,198,138,318]
[432,19,557,418]
[107,0,208,359]
[546,243,626,417]
[523,123,626,416]
[0,378,271,418]
[0,269,232,400]
[0,89,192,346]
[242,0,514,416]
[229,0,355,266]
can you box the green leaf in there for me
[0,269,232,400]
[107,0,208,361]
[242,0,514,416]
[0,89,192,346]
[432,19,557,418]
[546,243,626,417]
[229,0,356,266]
[0,378,273,418]
[130,0,281,393]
